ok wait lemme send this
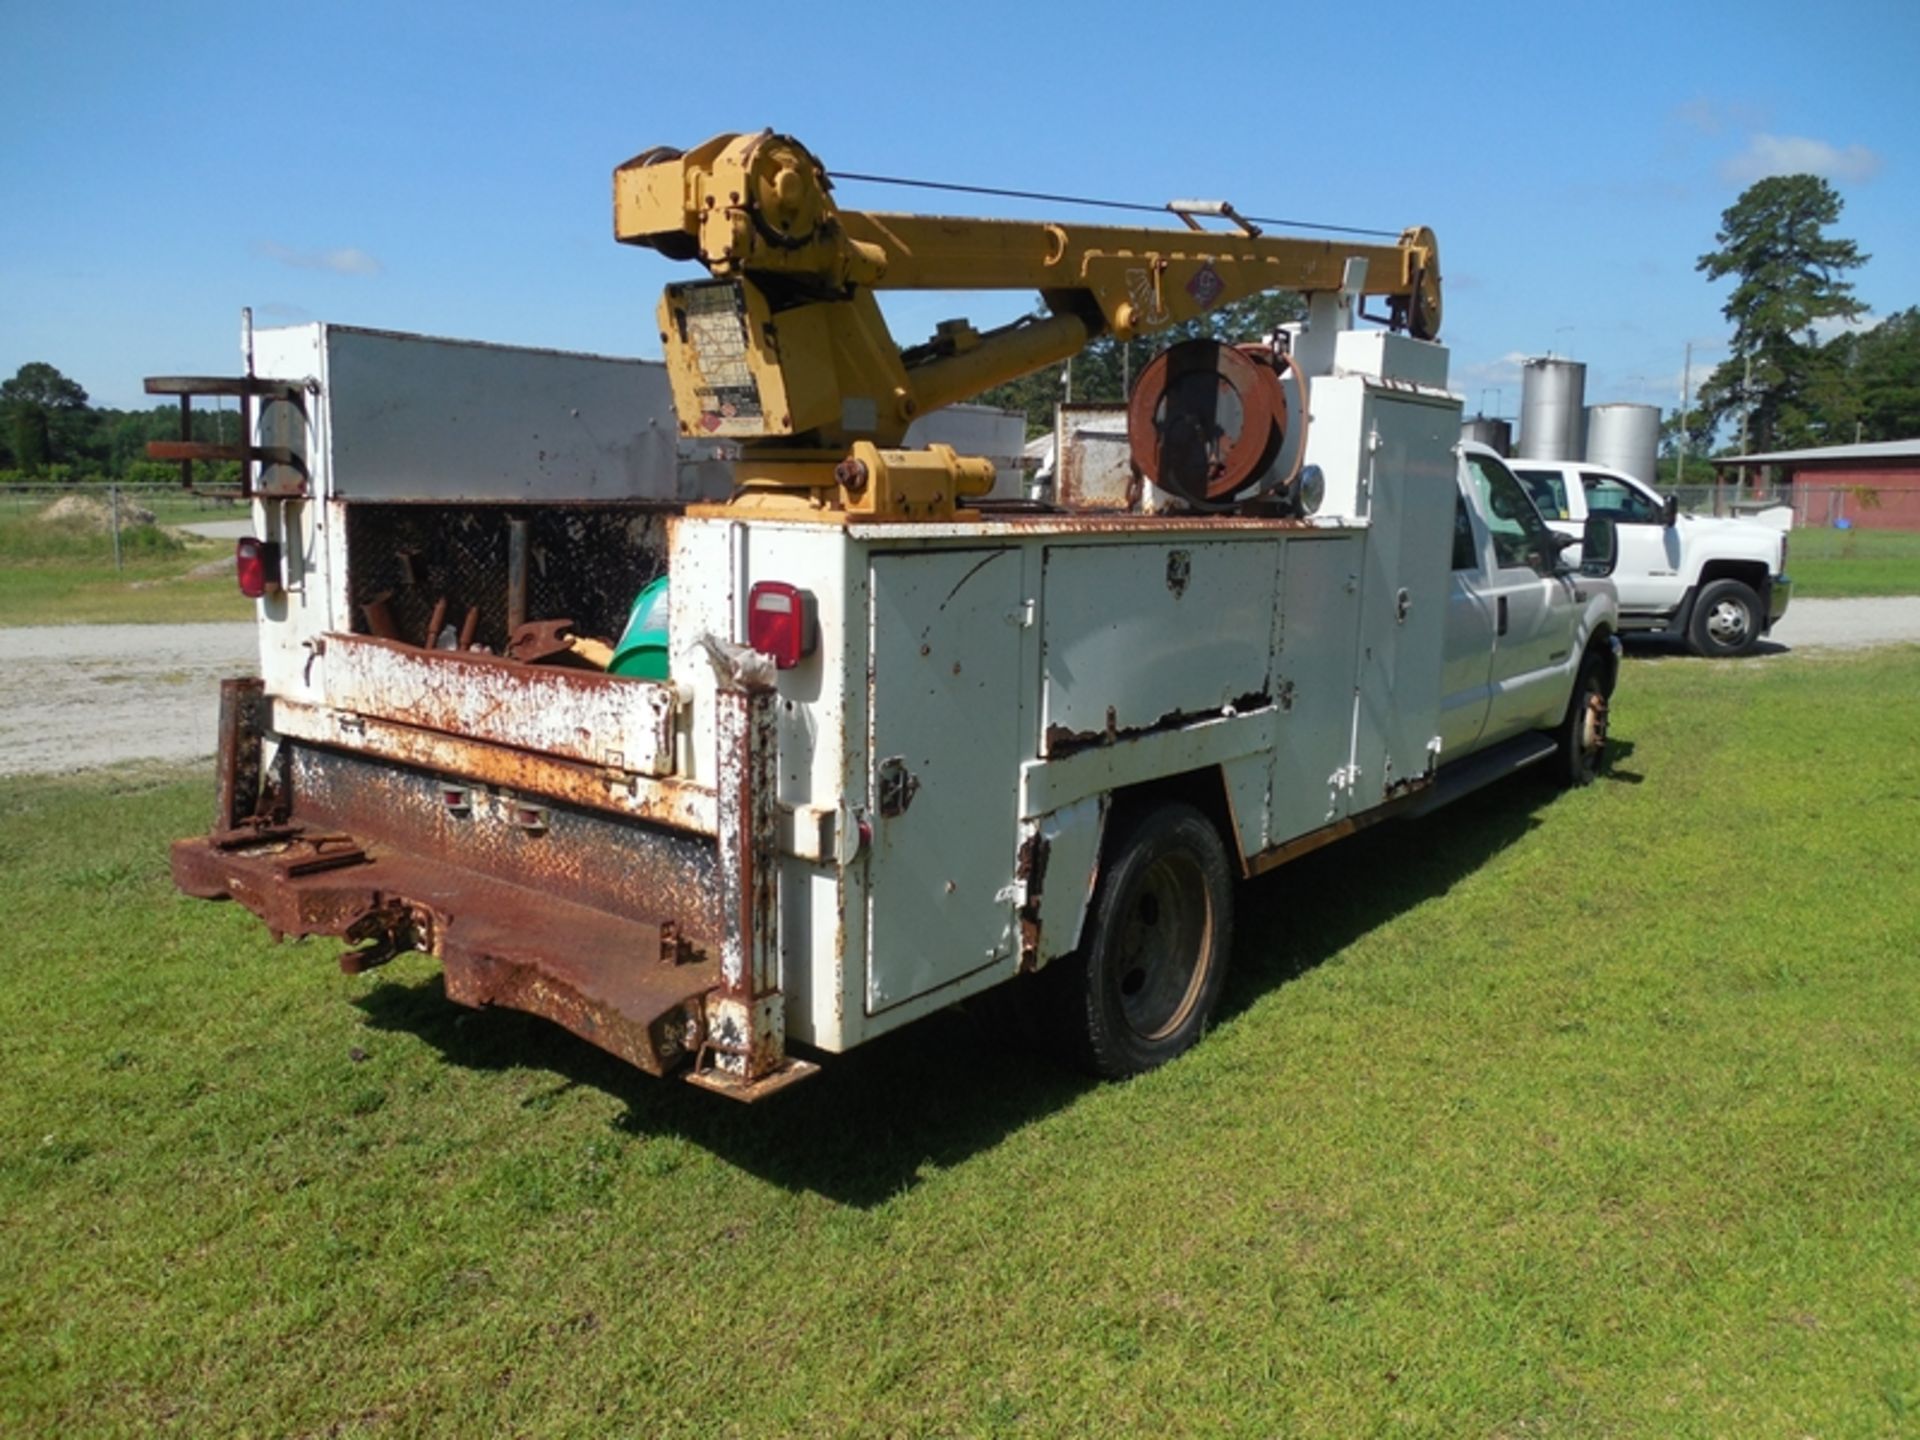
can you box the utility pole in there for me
[1677,341,1691,486]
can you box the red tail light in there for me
[235,537,281,599]
[746,581,816,669]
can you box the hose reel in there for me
[1125,339,1306,511]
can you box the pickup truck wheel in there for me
[1688,578,1762,657]
[1054,803,1233,1078]
[1554,652,1610,787]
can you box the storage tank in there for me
[1519,357,1586,459]
[1460,416,1512,456]
[1584,402,1661,487]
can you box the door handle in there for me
[1497,595,1509,636]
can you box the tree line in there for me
[0,362,240,484]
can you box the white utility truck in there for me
[167,134,1621,1098]
[1511,458,1790,656]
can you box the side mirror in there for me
[1662,493,1680,527]
[1579,514,1619,578]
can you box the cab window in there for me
[1513,467,1571,520]
[1582,472,1664,524]
[1452,493,1480,571]
[1465,453,1556,574]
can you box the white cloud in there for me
[1456,351,1529,389]
[252,240,383,276]
[1721,134,1882,185]
[1675,97,1724,136]
[1674,97,1768,138]
[1801,311,1884,346]
[1453,352,1530,413]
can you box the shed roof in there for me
[1715,438,1920,467]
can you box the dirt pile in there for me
[40,493,159,530]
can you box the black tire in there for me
[1688,578,1763,657]
[1554,649,1611,788]
[1048,803,1234,1079]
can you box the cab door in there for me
[1463,452,1580,741]
[1439,489,1495,759]
[1581,470,1682,615]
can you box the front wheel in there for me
[1048,803,1234,1078]
[1688,578,1763,657]
[1554,650,1611,787]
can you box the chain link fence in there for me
[1668,483,1787,520]
[1,484,244,570]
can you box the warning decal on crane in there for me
[1185,264,1226,311]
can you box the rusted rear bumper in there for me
[174,675,816,1099]
[172,826,715,1075]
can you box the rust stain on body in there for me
[321,632,677,777]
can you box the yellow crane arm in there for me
[613,131,1441,513]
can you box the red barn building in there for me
[1717,439,1920,531]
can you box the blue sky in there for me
[4,1,1915,423]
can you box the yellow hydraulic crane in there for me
[615,131,1442,519]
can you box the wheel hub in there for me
[1114,853,1214,1041]
[1707,600,1750,646]
[1580,690,1609,765]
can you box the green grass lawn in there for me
[3,650,1918,1437]
[1789,525,1920,598]
[0,512,252,626]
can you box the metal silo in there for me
[1519,357,1586,460]
[1460,416,1512,456]
[1584,403,1661,486]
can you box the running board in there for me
[1405,733,1558,818]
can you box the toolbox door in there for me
[865,548,1026,1013]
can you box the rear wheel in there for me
[1688,578,1762,657]
[1050,803,1233,1078]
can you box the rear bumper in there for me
[172,675,815,1099]
[172,826,715,1075]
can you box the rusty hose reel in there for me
[1126,339,1291,507]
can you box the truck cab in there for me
[1443,443,1619,765]
[1510,458,1789,656]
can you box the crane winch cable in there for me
[827,169,1401,240]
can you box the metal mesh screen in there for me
[343,504,673,653]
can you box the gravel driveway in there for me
[1766,595,1920,652]
[1,598,1915,777]
[0,623,256,776]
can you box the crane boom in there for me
[614,131,1442,518]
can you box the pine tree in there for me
[1695,175,1866,452]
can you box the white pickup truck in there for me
[1510,458,1790,656]
[166,321,1622,1099]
